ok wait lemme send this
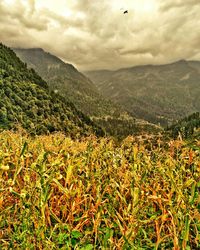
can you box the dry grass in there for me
[0,131,200,249]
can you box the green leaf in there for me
[20,141,28,157]
[80,244,93,250]
[71,230,82,239]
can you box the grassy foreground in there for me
[0,131,200,249]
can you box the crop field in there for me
[0,131,200,249]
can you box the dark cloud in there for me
[0,0,200,70]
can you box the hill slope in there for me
[0,43,103,136]
[14,48,160,138]
[86,60,200,126]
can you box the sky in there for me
[0,0,200,71]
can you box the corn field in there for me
[0,131,200,249]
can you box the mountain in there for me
[0,43,103,136]
[14,47,160,138]
[85,60,200,126]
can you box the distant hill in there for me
[0,43,103,136]
[85,60,200,126]
[14,47,160,138]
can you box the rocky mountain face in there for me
[86,60,200,126]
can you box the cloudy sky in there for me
[0,0,200,70]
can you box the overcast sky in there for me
[0,0,200,71]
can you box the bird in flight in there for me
[120,8,128,14]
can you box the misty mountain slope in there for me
[0,43,103,136]
[86,60,200,126]
[14,48,160,138]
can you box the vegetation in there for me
[0,131,200,249]
[0,43,103,136]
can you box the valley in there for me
[13,47,159,138]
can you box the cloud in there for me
[0,0,48,31]
[0,0,200,70]
[159,0,199,12]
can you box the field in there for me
[0,131,200,249]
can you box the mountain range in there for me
[3,43,199,138]
[86,60,200,126]
[14,47,158,138]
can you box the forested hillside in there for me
[0,43,103,136]
[167,112,200,139]
[86,60,200,126]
